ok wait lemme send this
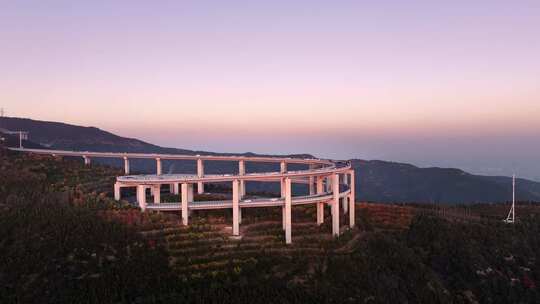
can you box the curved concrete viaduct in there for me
[10,148,355,244]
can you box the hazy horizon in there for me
[2,1,539,181]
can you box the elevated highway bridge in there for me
[10,147,356,244]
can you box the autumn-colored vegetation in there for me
[1,146,539,303]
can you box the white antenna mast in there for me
[504,174,516,223]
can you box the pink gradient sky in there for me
[1,1,540,180]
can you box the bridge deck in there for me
[145,189,351,211]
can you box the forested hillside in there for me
[1,146,539,303]
[353,159,540,203]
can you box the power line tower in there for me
[504,174,516,223]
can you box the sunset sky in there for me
[1,1,539,180]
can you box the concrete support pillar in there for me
[153,185,161,204]
[197,159,204,194]
[308,164,316,196]
[240,181,246,198]
[280,177,286,230]
[83,156,91,165]
[280,178,285,198]
[309,176,315,195]
[342,196,348,214]
[316,176,324,194]
[232,179,240,236]
[326,176,332,193]
[137,185,147,211]
[172,183,179,195]
[332,173,340,237]
[239,160,246,197]
[316,176,324,225]
[317,202,324,225]
[123,157,130,175]
[349,170,356,228]
[284,177,292,244]
[187,184,194,202]
[280,161,287,173]
[169,184,174,194]
[282,206,286,230]
[341,172,348,214]
[181,183,189,225]
[343,172,349,186]
[114,183,121,201]
[156,158,162,175]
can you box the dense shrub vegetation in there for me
[1,146,539,303]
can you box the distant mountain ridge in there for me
[2,116,539,203]
[353,159,540,203]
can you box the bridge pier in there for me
[187,184,194,202]
[123,157,130,175]
[349,170,355,228]
[197,159,204,194]
[342,172,349,214]
[239,160,246,197]
[280,161,287,174]
[83,156,91,165]
[309,176,315,195]
[332,173,340,236]
[114,182,121,200]
[281,177,286,230]
[232,179,240,236]
[284,177,292,244]
[281,206,286,230]
[325,176,332,193]
[137,185,147,211]
[153,185,161,204]
[181,183,189,225]
[308,164,316,195]
[316,176,324,225]
[156,158,162,175]
[280,162,287,230]
[342,196,348,214]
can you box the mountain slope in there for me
[2,116,539,203]
[1,116,160,152]
[0,117,313,158]
[352,160,540,203]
